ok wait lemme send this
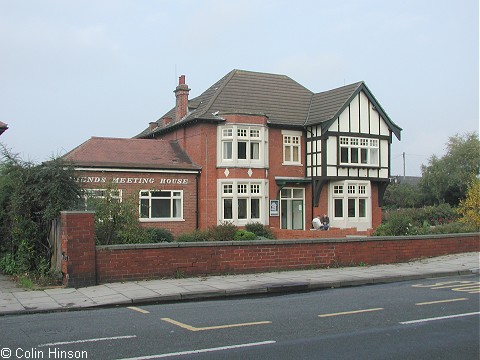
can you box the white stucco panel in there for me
[359,92,370,133]
[349,95,360,133]
[338,108,349,132]
[380,140,389,167]
[327,135,337,165]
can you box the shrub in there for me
[143,228,175,243]
[233,230,256,241]
[428,222,476,234]
[176,230,210,242]
[457,177,480,231]
[0,253,16,275]
[245,222,276,239]
[208,221,238,241]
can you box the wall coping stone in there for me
[61,210,95,215]
[96,232,480,251]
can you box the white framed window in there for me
[282,130,302,165]
[139,190,183,221]
[331,181,369,220]
[339,136,379,166]
[218,179,268,225]
[218,125,267,167]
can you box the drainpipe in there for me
[196,172,200,230]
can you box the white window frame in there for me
[339,136,379,166]
[330,181,371,229]
[218,179,268,225]
[217,125,268,167]
[282,130,302,165]
[139,190,184,222]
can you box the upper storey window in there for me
[339,136,379,166]
[218,125,267,167]
[282,130,302,165]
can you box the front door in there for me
[280,188,304,230]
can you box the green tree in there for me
[420,132,480,206]
[383,183,424,208]
[457,176,480,231]
[86,184,144,245]
[0,146,82,274]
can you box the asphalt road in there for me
[0,274,478,359]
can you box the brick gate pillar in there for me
[60,211,96,288]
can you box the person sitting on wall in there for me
[312,215,322,230]
[320,214,330,230]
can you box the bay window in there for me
[219,180,266,224]
[218,125,267,167]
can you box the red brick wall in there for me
[61,211,96,287]
[95,234,479,284]
[76,170,198,236]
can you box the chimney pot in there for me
[174,75,190,122]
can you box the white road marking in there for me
[400,312,480,325]
[38,335,137,347]
[115,340,277,359]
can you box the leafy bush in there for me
[245,222,276,239]
[427,222,477,234]
[233,230,256,241]
[374,212,416,236]
[208,221,238,241]
[176,230,210,242]
[0,253,16,275]
[0,149,82,276]
[88,185,145,245]
[143,228,175,243]
[457,177,480,231]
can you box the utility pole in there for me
[403,152,406,181]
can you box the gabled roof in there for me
[61,137,201,171]
[306,82,402,140]
[136,69,401,140]
[0,121,8,136]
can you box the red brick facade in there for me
[77,170,199,236]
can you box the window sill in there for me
[139,218,185,222]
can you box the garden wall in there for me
[60,212,480,287]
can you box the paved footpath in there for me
[1,252,478,316]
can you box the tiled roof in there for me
[0,121,8,136]
[61,137,201,171]
[307,82,363,125]
[136,69,401,140]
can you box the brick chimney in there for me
[174,75,190,122]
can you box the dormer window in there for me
[339,136,379,166]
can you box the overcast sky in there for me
[1,0,478,176]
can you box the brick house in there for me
[64,69,401,235]
[62,137,201,235]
